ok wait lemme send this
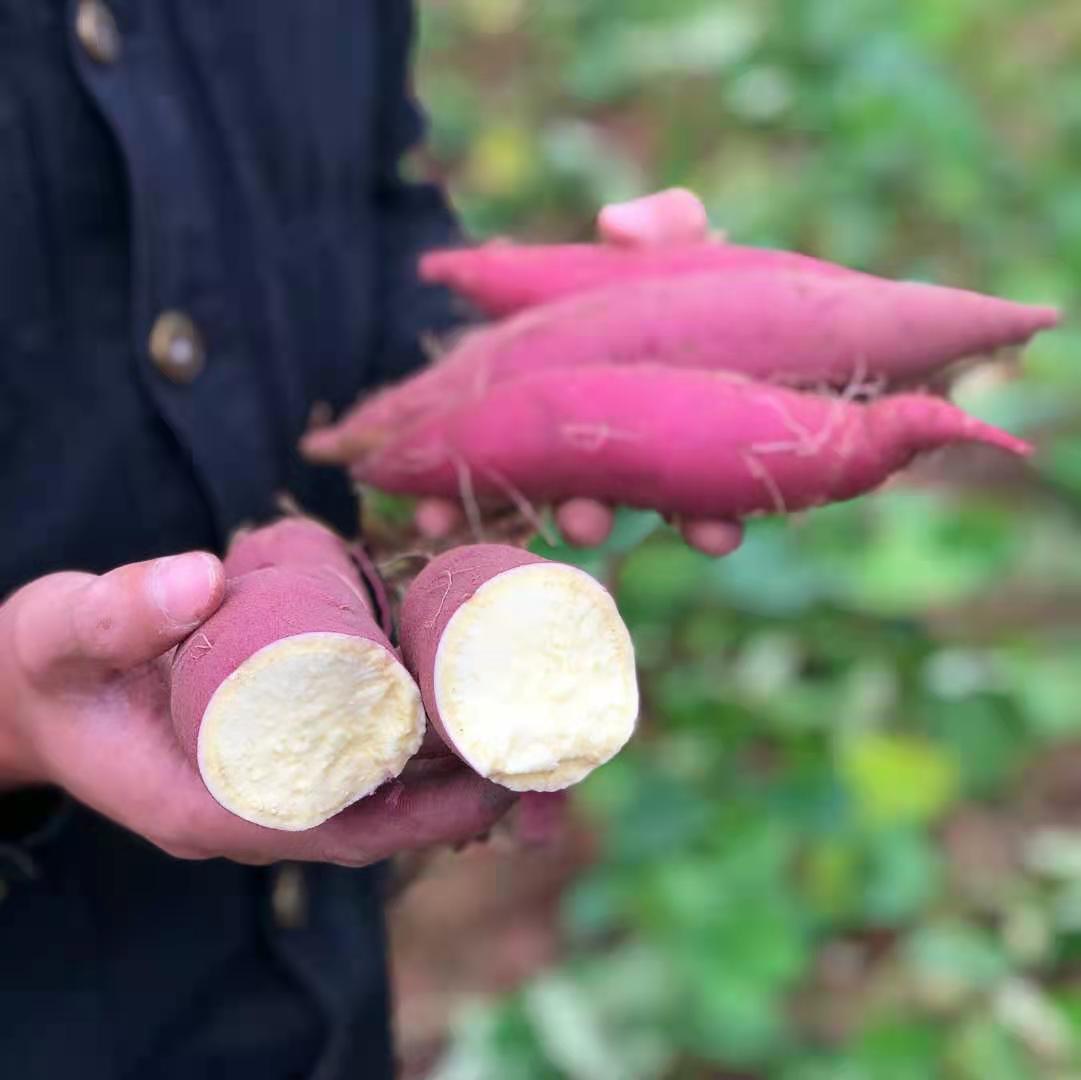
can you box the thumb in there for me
[298,424,348,463]
[14,553,225,682]
[300,421,383,465]
[597,187,711,248]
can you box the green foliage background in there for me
[415,2,1081,1076]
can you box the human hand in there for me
[0,555,513,865]
[410,189,744,557]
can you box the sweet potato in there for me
[398,544,638,792]
[171,519,425,831]
[220,517,356,580]
[420,240,861,316]
[302,270,1057,463]
[354,366,1031,519]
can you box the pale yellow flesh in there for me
[433,564,638,791]
[198,632,425,830]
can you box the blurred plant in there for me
[415,0,1081,1075]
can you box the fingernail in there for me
[598,201,647,244]
[298,430,332,459]
[300,428,328,448]
[151,553,219,626]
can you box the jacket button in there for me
[75,0,122,65]
[149,311,206,384]
[270,864,308,929]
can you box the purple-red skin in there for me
[355,365,1032,520]
[223,519,363,592]
[225,516,383,619]
[516,791,569,847]
[397,544,542,768]
[316,270,1058,456]
[171,520,395,769]
[419,240,862,317]
[348,540,395,639]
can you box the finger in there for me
[180,770,515,867]
[555,499,615,548]
[414,498,465,540]
[678,518,745,558]
[516,790,569,847]
[300,421,382,466]
[15,553,225,681]
[312,767,518,866]
[160,760,503,867]
[597,187,711,248]
[299,425,350,464]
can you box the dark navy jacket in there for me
[0,2,462,1076]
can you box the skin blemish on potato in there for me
[190,633,214,657]
[559,423,642,453]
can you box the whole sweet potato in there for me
[353,366,1031,519]
[420,240,861,317]
[304,271,1056,464]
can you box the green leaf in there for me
[1001,648,1081,741]
[840,732,960,827]
[606,768,715,864]
[683,976,789,1068]
[922,694,1029,797]
[801,838,862,920]
[861,827,943,925]
[846,493,1019,616]
[946,1015,1036,1080]
[434,999,560,1080]
[904,921,1010,998]
[704,517,847,615]
[617,539,713,621]
[563,874,628,941]
[522,975,627,1080]
[1042,436,1081,500]
[848,1017,947,1080]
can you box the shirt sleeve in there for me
[370,0,472,385]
